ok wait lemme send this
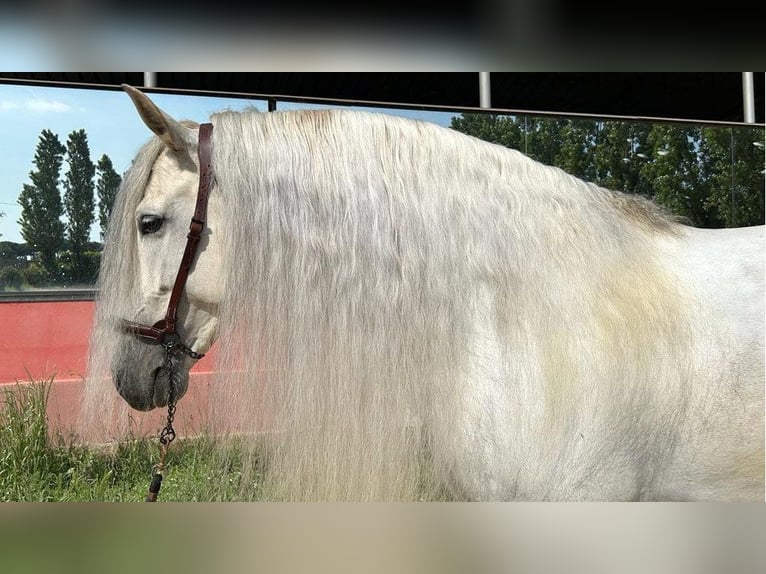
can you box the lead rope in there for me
[144,402,176,501]
[145,362,176,502]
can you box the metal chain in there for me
[145,345,179,502]
[144,336,204,501]
[159,346,177,446]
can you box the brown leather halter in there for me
[122,122,214,360]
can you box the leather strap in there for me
[124,123,214,347]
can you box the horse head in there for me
[111,85,221,411]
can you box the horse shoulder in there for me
[663,225,764,357]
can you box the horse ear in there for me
[121,84,195,152]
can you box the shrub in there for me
[22,262,48,287]
[0,266,23,290]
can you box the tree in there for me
[591,121,653,196]
[450,114,525,151]
[449,112,763,228]
[0,241,28,290]
[699,127,765,227]
[450,114,568,167]
[555,119,599,182]
[17,129,66,279]
[524,117,568,167]
[639,124,712,226]
[96,154,122,240]
[63,129,96,283]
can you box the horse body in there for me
[84,86,764,500]
[449,225,764,501]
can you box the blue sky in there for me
[0,83,456,243]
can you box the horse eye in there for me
[139,215,164,235]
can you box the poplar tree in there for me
[96,154,122,240]
[63,129,96,283]
[18,129,66,278]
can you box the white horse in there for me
[84,85,764,501]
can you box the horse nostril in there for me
[113,369,124,392]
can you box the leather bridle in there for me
[122,122,214,360]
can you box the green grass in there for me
[1,379,454,502]
[0,380,263,502]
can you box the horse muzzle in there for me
[112,340,191,411]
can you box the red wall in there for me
[0,300,216,384]
[0,300,95,383]
[0,300,218,438]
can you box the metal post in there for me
[730,129,736,225]
[144,72,157,88]
[479,72,491,108]
[742,72,755,123]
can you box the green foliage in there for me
[640,124,712,226]
[10,129,116,287]
[58,249,101,286]
[0,240,34,262]
[0,266,23,290]
[17,129,66,276]
[592,121,653,196]
[21,261,48,287]
[63,129,96,283]
[96,154,122,240]
[699,127,765,227]
[451,114,525,150]
[525,117,568,168]
[450,113,765,228]
[557,119,599,181]
[0,243,30,289]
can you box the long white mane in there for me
[84,108,763,501]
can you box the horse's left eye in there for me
[139,215,164,235]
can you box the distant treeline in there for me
[1,128,121,289]
[2,116,764,290]
[451,114,764,228]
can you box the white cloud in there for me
[0,98,74,113]
[24,98,72,113]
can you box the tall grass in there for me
[1,379,450,501]
[0,379,262,501]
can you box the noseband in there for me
[122,122,214,360]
